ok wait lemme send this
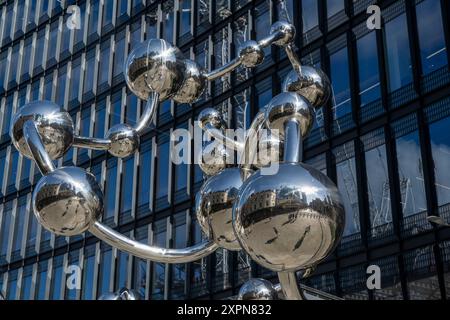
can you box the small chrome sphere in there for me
[282,66,332,109]
[233,163,345,272]
[10,100,74,160]
[270,21,296,47]
[32,166,104,236]
[98,288,141,300]
[198,108,226,131]
[195,167,245,251]
[173,59,207,104]
[265,92,315,139]
[125,39,186,101]
[198,141,231,176]
[106,124,140,158]
[237,279,278,300]
[238,40,265,68]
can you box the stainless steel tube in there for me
[134,92,160,135]
[90,221,219,264]
[23,120,56,175]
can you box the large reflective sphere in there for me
[198,108,226,130]
[106,124,140,158]
[173,59,207,104]
[125,39,186,101]
[195,168,245,251]
[198,141,231,176]
[10,100,74,160]
[32,167,104,236]
[282,66,331,109]
[265,92,315,139]
[233,163,345,272]
[238,279,278,300]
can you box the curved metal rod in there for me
[258,30,285,48]
[23,120,56,175]
[284,44,303,77]
[239,109,266,174]
[134,92,160,135]
[204,58,242,81]
[73,136,111,151]
[89,221,219,264]
[277,272,306,300]
[204,123,243,152]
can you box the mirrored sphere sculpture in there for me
[195,168,245,251]
[10,100,74,160]
[8,20,344,300]
[32,167,104,236]
[238,279,278,300]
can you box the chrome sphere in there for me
[106,124,140,158]
[198,141,231,176]
[32,167,104,236]
[173,59,207,104]
[195,167,245,251]
[10,100,74,160]
[98,288,141,300]
[125,39,186,101]
[270,21,296,47]
[238,279,278,300]
[198,108,226,130]
[265,92,315,139]
[233,163,345,272]
[238,40,265,68]
[282,66,331,109]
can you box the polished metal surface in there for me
[125,39,186,101]
[105,124,140,158]
[233,162,345,272]
[73,135,111,151]
[198,141,232,176]
[173,59,207,104]
[10,100,74,160]
[195,168,244,251]
[98,288,141,301]
[237,278,278,300]
[265,92,315,139]
[9,20,344,300]
[283,66,331,109]
[32,167,104,236]
[23,120,56,175]
[268,21,296,47]
[134,92,160,135]
[238,40,265,68]
[90,221,218,264]
[278,272,305,300]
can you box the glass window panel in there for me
[74,3,86,44]
[137,145,152,209]
[97,248,112,297]
[120,158,134,214]
[364,139,393,240]
[34,31,45,71]
[21,40,32,80]
[102,0,114,27]
[8,44,20,86]
[7,150,19,189]
[384,14,413,92]
[152,220,166,299]
[104,160,117,220]
[84,52,95,94]
[98,43,110,85]
[70,62,81,103]
[20,266,33,300]
[416,0,448,75]
[2,96,14,137]
[88,0,100,37]
[0,203,12,260]
[156,140,170,200]
[327,0,344,18]
[171,214,187,298]
[82,248,96,300]
[162,2,174,42]
[7,270,18,300]
[51,257,64,300]
[35,261,48,300]
[115,250,129,290]
[372,256,403,300]
[12,199,27,255]
[47,23,58,63]
[0,53,7,89]
[429,117,450,207]
[356,32,381,107]
[179,0,192,37]
[330,47,352,120]
[395,131,427,217]
[2,4,13,43]
[55,67,67,107]
[302,0,319,32]
[113,37,125,78]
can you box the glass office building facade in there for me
[0,0,449,300]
